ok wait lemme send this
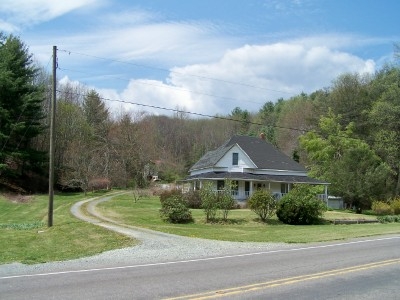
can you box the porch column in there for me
[249,181,253,197]
[324,185,328,205]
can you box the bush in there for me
[159,189,182,204]
[159,195,193,223]
[372,201,393,215]
[247,189,277,222]
[88,178,111,192]
[390,197,400,215]
[200,182,218,222]
[218,188,235,221]
[183,190,202,209]
[276,185,327,225]
[377,215,400,223]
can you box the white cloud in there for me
[160,41,375,115]
[91,40,375,117]
[0,0,98,32]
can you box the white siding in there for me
[215,145,255,171]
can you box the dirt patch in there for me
[2,193,34,203]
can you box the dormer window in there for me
[232,152,238,165]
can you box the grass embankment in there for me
[1,191,399,265]
[98,193,400,243]
[0,192,136,265]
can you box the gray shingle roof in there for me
[190,135,306,172]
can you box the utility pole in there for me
[48,46,57,227]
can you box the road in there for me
[1,236,399,299]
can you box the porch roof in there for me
[184,171,329,185]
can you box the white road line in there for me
[1,235,399,280]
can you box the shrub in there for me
[390,197,400,215]
[372,201,393,215]
[200,182,218,222]
[218,187,235,221]
[159,195,193,223]
[183,190,202,209]
[276,185,327,225]
[247,189,277,222]
[377,215,400,223]
[88,178,111,192]
[159,189,182,204]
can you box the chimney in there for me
[259,132,266,140]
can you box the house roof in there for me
[190,135,306,172]
[184,171,329,185]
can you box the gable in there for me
[190,135,306,173]
[226,135,306,172]
[215,144,256,169]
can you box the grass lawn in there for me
[97,193,400,243]
[0,192,136,265]
[1,191,399,265]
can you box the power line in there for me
[56,89,309,134]
[57,67,266,106]
[57,48,293,95]
[56,89,386,144]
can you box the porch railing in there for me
[182,187,326,202]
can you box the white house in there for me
[183,135,329,203]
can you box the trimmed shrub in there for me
[183,190,202,209]
[159,195,193,223]
[372,201,393,215]
[390,197,400,215]
[248,189,277,222]
[276,185,327,225]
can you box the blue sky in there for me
[1,0,399,116]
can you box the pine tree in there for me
[0,33,46,189]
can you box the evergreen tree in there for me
[0,33,46,189]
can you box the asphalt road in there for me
[1,236,399,299]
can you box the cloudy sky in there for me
[1,0,399,116]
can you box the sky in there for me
[1,0,399,117]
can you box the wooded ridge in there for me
[0,33,399,209]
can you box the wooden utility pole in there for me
[48,46,57,227]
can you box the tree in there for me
[327,73,373,138]
[82,90,111,179]
[248,189,277,222]
[0,33,46,191]
[230,107,251,135]
[275,95,314,159]
[368,66,400,196]
[300,112,392,209]
[394,42,400,61]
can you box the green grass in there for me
[0,192,136,265]
[2,191,400,265]
[97,193,400,243]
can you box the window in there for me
[217,180,225,190]
[281,183,290,194]
[232,152,238,165]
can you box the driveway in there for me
[0,192,290,277]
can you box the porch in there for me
[181,177,329,204]
[215,189,327,202]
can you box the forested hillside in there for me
[1,33,399,208]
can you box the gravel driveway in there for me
[0,192,290,277]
